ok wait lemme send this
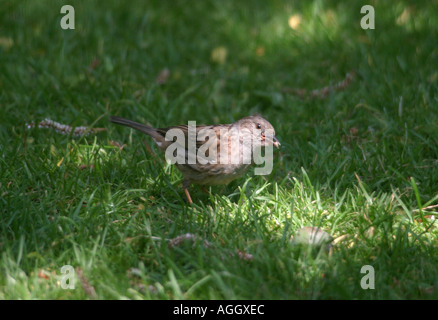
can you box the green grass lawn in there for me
[1,0,438,299]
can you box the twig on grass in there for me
[283,71,356,99]
[27,118,106,137]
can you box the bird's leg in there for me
[184,188,193,204]
[201,186,210,195]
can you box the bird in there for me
[110,114,280,204]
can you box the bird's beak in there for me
[273,136,280,149]
[262,134,281,149]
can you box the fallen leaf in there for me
[397,8,410,25]
[38,270,50,280]
[236,250,253,261]
[288,15,302,30]
[350,127,359,137]
[0,37,13,50]
[89,58,101,70]
[109,140,126,150]
[51,144,57,156]
[168,233,212,248]
[255,46,265,57]
[332,234,349,244]
[211,46,227,64]
[78,164,94,170]
[156,68,170,84]
[291,226,333,247]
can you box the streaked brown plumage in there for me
[110,115,280,204]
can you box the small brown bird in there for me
[110,114,280,204]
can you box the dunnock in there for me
[110,114,280,204]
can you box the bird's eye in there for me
[256,123,261,129]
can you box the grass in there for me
[1,0,438,299]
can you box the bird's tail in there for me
[109,116,163,141]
